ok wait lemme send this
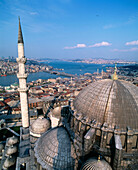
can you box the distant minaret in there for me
[97,69,99,75]
[71,77,73,84]
[16,17,30,128]
[112,63,118,80]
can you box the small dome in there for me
[81,157,112,170]
[6,136,18,146]
[5,146,17,156]
[52,107,62,118]
[34,126,76,170]
[3,156,16,169]
[30,117,50,137]
[74,79,138,130]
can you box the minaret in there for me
[97,68,99,75]
[112,63,118,80]
[101,69,104,78]
[16,17,30,128]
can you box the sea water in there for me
[0,61,121,86]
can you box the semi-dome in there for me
[81,157,112,170]
[30,116,50,137]
[74,79,138,130]
[34,126,76,170]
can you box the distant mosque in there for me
[1,18,138,170]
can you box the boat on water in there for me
[1,75,7,77]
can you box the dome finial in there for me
[112,63,118,80]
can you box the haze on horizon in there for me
[0,0,138,61]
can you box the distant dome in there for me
[81,157,112,170]
[34,126,76,169]
[74,79,138,130]
[30,116,50,137]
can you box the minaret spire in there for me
[18,16,24,44]
[16,17,30,128]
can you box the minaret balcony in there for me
[17,73,28,79]
[16,57,27,64]
[18,87,28,92]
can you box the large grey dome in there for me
[34,126,76,170]
[74,79,138,130]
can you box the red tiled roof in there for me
[0,101,5,107]
[4,98,11,103]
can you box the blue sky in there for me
[0,0,138,61]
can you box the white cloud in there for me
[64,42,112,49]
[64,44,86,49]
[89,41,112,47]
[125,40,138,46]
[113,48,138,52]
[30,12,38,15]
[76,44,86,48]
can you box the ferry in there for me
[1,74,7,77]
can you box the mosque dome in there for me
[34,126,76,170]
[5,145,17,156]
[3,156,16,169]
[6,136,18,146]
[81,157,112,170]
[74,79,138,130]
[51,106,62,118]
[30,116,50,137]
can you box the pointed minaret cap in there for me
[18,16,24,44]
